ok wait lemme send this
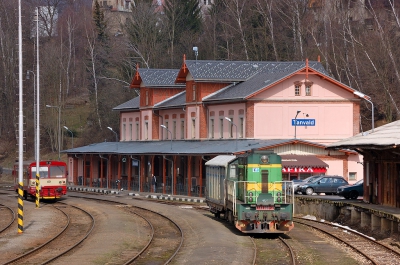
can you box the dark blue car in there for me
[337,179,363,199]
[299,175,348,195]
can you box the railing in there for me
[228,180,294,218]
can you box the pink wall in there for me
[120,112,141,141]
[347,154,364,184]
[253,76,355,143]
[321,159,344,177]
[141,110,153,140]
[186,106,199,139]
[207,103,246,139]
[159,109,186,140]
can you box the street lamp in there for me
[225,117,238,150]
[46,104,61,160]
[354,91,374,132]
[107,126,119,141]
[26,70,37,160]
[294,110,301,139]
[63,126,73,148]
[161,125,172,150]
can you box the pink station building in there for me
[65,56,365,196]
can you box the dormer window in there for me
[295,85,301,96]
[294,81,302,96]
[305,85,311,96]
[305,81,313,96]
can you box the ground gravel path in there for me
[127,198,254,265]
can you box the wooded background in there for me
[0,0,399,161]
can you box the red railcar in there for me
[13,160,67,199]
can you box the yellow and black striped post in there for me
[18,182,24,233]
[36,173,40,208]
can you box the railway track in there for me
[0,203,15,235]
[250,235,296,265]
[68,194,184,264]
[294,217,400,265]
[2,202,95,265]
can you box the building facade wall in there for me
[253,75,357,144]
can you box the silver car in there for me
[292,176,322,194]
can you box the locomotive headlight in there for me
[276,197,282,202]
[249,192,253,196]
[249,197,253,202]
[260,155,269,164]
[277,192,281,197]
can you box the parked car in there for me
[337,179,363,199]
[292,175,322,194]
[299,175,348,195]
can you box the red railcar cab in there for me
[13,160,67,199]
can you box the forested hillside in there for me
[0,0,399,162]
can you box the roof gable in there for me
[131,68,184,88]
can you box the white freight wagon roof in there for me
[205,155,236,167]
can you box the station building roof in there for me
[62,139,318,156]
[327,119,400,151]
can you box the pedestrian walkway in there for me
[67,186,205,203]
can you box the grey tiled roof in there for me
[155,91,186,109]
[185,60,328,82]
[139,69,184,87]
[63,139,298,155]
[327,119,400,150]
[204,70,296,101]
[113,96,140,111]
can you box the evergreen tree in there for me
[92,0,108,42]
[163,0,203,66]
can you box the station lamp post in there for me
[161,125,172,150]
[294,110,301,139]
[354,91,374,132]
[107,126,119,142]
[63,126,74,148]
[225,117,238,150]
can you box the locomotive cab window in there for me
[32,167,49,178]
[50,166,66,178]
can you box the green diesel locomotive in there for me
[205,151,294,234]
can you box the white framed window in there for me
[349,172,357,181]
[239,117,244,138]
[136,123,139,140]
[191,119,196,139]
[192,84,196,101]
[122,124,126,141]
[210,119,214,139]
[295,85,301,96]
[181,120,185,139]
[144,121,149,140]
[165,121,169,139]
[220,118,224,139]
[305,85,312,96]
[173,120,176,139]
[228,118,233,138]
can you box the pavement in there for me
[67,186,206,203]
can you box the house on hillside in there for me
[63,56,365,197]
